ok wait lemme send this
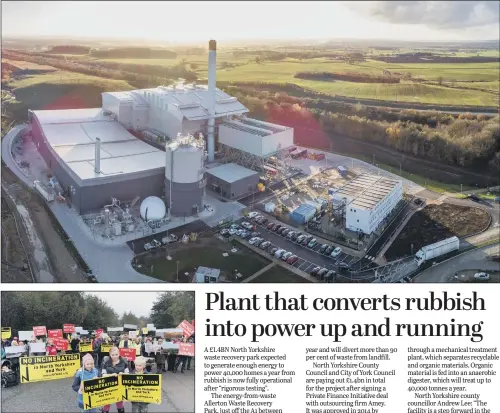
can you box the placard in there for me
[146,324,155,331]
[191,320,195,328]
[5,345,27,355]
[18,331,33,342]
[128,331,137,339]
[178,343,195,357]
[161,342,178,350]
[20,354,80,383]
[119,348,136,361]
[63,324,75,333]
[101,344,113,354]
[33,326,47,337]
[95,329,104,336]
[1,327,11,339]
[177,320,194,338]
[142,328,148,335]
[79,343,93,353]
[48,329,63,339]
[121,374,162,404]
[144,342,153,354]
[82,376,122,410]
[52,338,69,351]
[29,342,46,353]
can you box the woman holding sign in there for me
[101,346,129,413]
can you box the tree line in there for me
[294,71,400,83]
[1,292,194,333]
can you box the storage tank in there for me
[165,134,205,216]
[140,196,166,221]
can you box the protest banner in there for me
[20,354,80,383]
[18,331,33,341]
[48,329,63,339]
[119,348,136,361]
[101,344,113,354]
[1,327,11,339]
[142,328,148,335]
[191,320,195,328]
[177,320,194,338]
[95,329,104,336]
[79,343,93,353]
[5,345,27,355]
[146,324,155,331]
[162,342,179,351]
[29,342,46,354]
[178,343,195,357]
[52,337,69,351]
[63,324,75,334]
[160,328,183,340]
[33,326,47,337]
[128,330,137,339]
[121,374,162,404]
[145,342,153,354]
[82,376,122,410]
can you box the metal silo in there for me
[165,134,206,217]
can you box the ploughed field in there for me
[385,203,490,260]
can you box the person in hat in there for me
[72,354,99,413]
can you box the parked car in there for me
[162,234,178,245]
[220,229,230,237]
[269,247,279,256]
[281,252,293,261]
[274,249,286,259]
[325,270,336,283]
[248,237,259,245]
[144,242,154,251]
[287,231,296,239]
[297,235,306,244]
[325,245,334,255]
[319,244,329,253]
[260,218,268,225]
[307,238,317,248]
[302,236,313,246]
[240,230,250,238]
[338,262,351,273]
[272,224,282,232]
[248,212,259,219]
[241,221,253,230]
[230,224,239,230]
[474,272,490,281]
[281,229,291,237]
[251,231,261,238]
[229,228,238,236]
[467,194,480,202]
[292,232,301,241]
[267,222,275,230]
[287,255,299,265]
[330,247,342,258]
[310,267,321,276]
[259,241,271,250]
[317,268,328,280]
[236,229,244,237]
[253,238,264,247]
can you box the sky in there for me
[2,1,499,42]
[88,292,161,318]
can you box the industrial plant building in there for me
[206,163,259,200]
[27,39,294,222]
[330,174,403,235]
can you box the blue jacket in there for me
[72,367,99,409]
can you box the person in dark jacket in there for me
[101,346,129,413]
[154,339,166,373]
[70,335,80,354]
[72,354,99,413]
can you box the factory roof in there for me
[221,118,290,137]
[205,163,258,183]
[334,174,401,210]
[32,109,165,182]
[195,266,221,277]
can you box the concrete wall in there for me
[165,179,204,216]
[206,173,258,200]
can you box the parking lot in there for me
[233,214,370,279]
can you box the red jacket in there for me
[47,345,57,355]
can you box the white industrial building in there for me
[330,174,403,235]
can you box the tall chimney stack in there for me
[207,39,216,162]
[94,137,101,174]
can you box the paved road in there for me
[1,370,194,413]
[413,244,500,283]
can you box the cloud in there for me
[347,1,499,29]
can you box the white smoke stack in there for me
[94,137,101,174]
[207,39,216,162]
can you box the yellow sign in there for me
[122,374,162,404]
[142,328,148,335]
[1,327,11,339]
[80,343,93,352]
[83,376,122,410]
[101,344,113,354]
[20,354,80,383]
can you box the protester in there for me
[154,339,166,374]
[130,356,150,413]
[70,334,80,354]
[72,354,99,413]
[93,333,104,368]
[46,339,58,356]
[101,346,129,413]
[118,334,130,349]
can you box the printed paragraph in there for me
[305,346,397,413]
[407,346,499,413]
[203,345,294,413]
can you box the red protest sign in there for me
[177,320,194,338]
[191,320,195,328]
[52,337,68,351]
[33,326,47,337]
[63,324,75,333]
[95,329,104,336]
[119,348,136,361]
[48,329,63,338]
[178,343,195,357]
